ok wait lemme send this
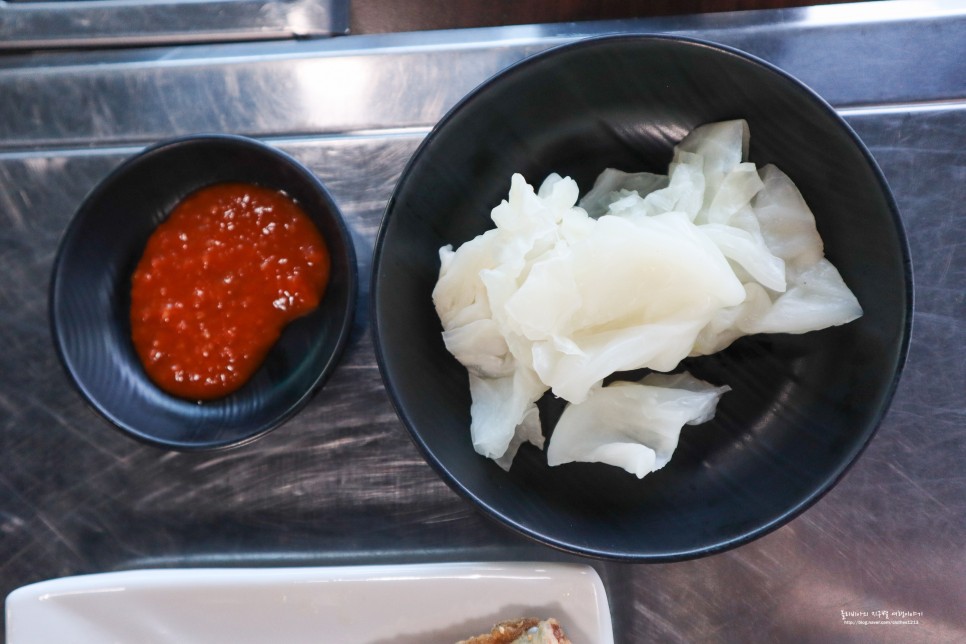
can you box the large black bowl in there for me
[371,35,911,561]
[51,134,357,450]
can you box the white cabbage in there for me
[579,168,668,218]
[432,119,863,477]
[689,163,862,354]
[546,373,730,478]
[521,212,745,402]
[494,404,544,472]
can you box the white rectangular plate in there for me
[5,562,613,643]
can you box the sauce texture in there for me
[130,183,330,400]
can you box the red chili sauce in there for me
[130,183,330,400]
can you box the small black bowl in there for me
[372,35,912,561]
[51,134,357,450]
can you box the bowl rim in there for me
[370,33,913,561]
[49,132,359,451]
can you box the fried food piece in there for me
[457,617,571,644]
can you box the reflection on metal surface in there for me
[0,0,348,50]
[0,1,963,150]
[803,0,966,23]
[295,57,377,128]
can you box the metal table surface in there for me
[1,1,964,641]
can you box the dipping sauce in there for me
[130,183,330,400]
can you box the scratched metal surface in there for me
[1,1,965,641]
[0,0,349,51]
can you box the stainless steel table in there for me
[1,1,964,641]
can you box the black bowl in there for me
[371,35,911,561]
[51,134,357,450]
